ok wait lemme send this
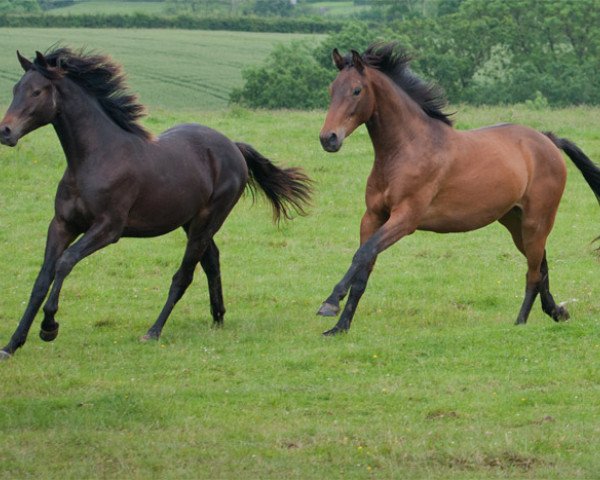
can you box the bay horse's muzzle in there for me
[320,131,343,153]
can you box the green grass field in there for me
[45,1,167,15]
[0,28,323,110]
[0,28,599,479]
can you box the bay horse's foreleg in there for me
[199,240,225,327]
[1,218,77,358]
[319,208,416,334]
[40,219,124,340]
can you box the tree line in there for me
[232,0,600,108]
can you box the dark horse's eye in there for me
[353,87,362,96]
[32,89,42,97]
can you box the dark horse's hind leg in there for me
[200,239,226,327]
[142,230,210,341]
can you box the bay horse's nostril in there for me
[320,131,341,152]
[1,125,11,137]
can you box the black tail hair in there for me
[236,142,312,222]
[545,132,600,205]
[545,132,600,245]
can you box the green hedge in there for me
[0,13,344,33]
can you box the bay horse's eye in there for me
[32,89,42,97]
[353,86,362,96]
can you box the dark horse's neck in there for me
[51,78,134,169]
[365,69,448,164]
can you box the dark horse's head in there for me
[0,48,148,148]
[0,51,61,147]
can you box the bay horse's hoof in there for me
[554,303,570,322]
[0,350,12,361]
[39,324,59,342]
[317,302,340,317]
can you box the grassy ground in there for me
[0,28,323,110]
[0,104,598,478]
[45,1,167,15]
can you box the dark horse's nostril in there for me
[1,125,11,137]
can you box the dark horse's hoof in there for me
[322,325,347,336]
[39,323,59,342]
[0,350,12,361]
[140,333,159,342]
[317,302,340,317]
[553,304,570,322]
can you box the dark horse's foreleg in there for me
[200,240,225,327]
[40,219,124,340]
[1,218,77,358]
[318,209,413,334]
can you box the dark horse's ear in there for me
[351,50,365,74]
[35,51,49,69]
[332,48,345,71]
[17,50,33,72]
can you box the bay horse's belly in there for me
[417,130,531,233]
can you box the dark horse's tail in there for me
[545,132,600,243]
[236,142,312,222]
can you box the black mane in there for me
[35,47,151,139]
[351,42,453,126]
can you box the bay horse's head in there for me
[0,51,62,147]
[319,49,375,153]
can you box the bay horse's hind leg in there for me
[200,239,225,327]
[499,208,567,324]
[539,254,569,322]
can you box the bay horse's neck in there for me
[52,79,131,169]
[365,70,443,164]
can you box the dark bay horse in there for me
[0,48,311,359]
[318,42,600,335]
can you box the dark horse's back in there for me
[123,123,248,237]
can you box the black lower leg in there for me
[515,282,539,325]
[323,262,373,336]
[200,241,225,326]
[538,257,569,322]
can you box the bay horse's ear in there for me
[332,48,344,71]
[17,50,33,72]
[35,51,49,69]
[351,50,365,74]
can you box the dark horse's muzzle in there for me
[0,120,18,147]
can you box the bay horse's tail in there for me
[545,132,600,245]
[236,142,312,222]
[545,132,600,206]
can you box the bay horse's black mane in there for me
[34,47,151,139]
[348,42,453,126]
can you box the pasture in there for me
[0,28,323,110]
[0,29,599,479]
